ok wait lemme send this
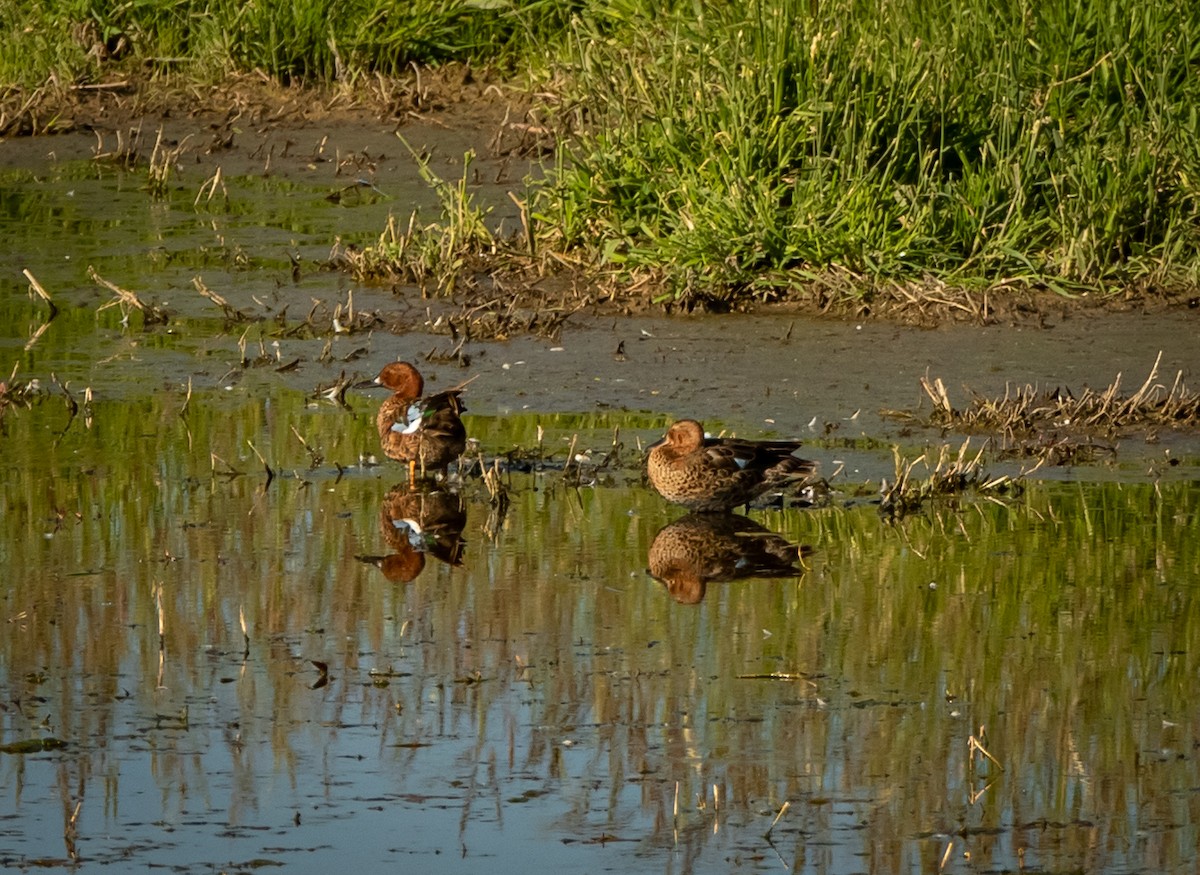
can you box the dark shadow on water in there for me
[356,484,467,583]
[647,512,813,605]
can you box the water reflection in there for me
[2,388,1200,874]
[648,512,811,604]
[357,484,467,582]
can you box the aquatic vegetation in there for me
[0,362,39,415]
[888,353,1200,441]
[878,438,1018,519]
[341,146,500,293]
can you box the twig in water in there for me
[968,725,1003,770]
[50,372,77,419]
[179,377,192,418]
[90,266,169,324]
[194,276,251,320]
[246,440,275,489]
[939,841,954,872]
[290,425,323,467]
[153,581,165,651]
[194,165,226,206]
[765,800,790,838]
[23,268,58,320]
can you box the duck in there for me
[646,419,816,512]
[373,361,468,479]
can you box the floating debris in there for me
[90,266,170,325]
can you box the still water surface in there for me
[3,391,1199,873]
[2,147,1200,874]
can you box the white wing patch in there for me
[390,401,424,435]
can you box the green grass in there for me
[5,0,1200,307]
[537,0,1200,304]
[0,0,559,87]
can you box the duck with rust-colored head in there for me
[646,419,816,512]
[374,361,468,478]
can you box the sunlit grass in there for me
[538,0,1200,305]
[5,0,1200,307]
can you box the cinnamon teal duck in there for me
[374,361,468,479]
[646,419,816,512]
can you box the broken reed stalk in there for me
[968,726,1003,771]
[764,800,790,838]
[562,433,579,479]
[246,440,275,489]
[194,276,252,321]
[153,580,165,651]
[939,841,954,872]
[194,166,226,206]
[23,268,58,319]
[90,266,169,324]
[879,438,1015,519]
[893,353,1199,438]
[290,425,323,467]
[49,372,78,418]
[482,458,510,513]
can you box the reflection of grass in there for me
[4,390,1200,872]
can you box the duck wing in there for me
[703,437,806,473]
[388,389,466,437]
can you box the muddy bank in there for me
[3,75,1199,476]
[6,75,1199,323]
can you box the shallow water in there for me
[3,135,1200,874]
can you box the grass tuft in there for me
[345,147,497,295]
[889,353,1200,439]
[6,0,1200,307]
[879,440,1017,520]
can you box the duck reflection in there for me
[648,513,810,605]
[357,485,466,583]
